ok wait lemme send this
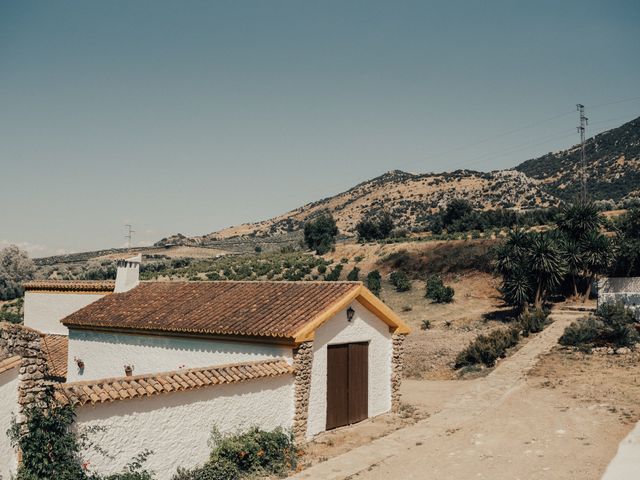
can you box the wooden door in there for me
[326,342,368,430]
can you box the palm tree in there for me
[579,231,613,302]
[527,233,567,309]
[557,202,602,242]
[501,267,534,311]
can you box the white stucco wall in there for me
[599,277,640,320]
[76,375,294,480]
[306,300,392,438]
[24,291,108,336]
[67,330,293,381]
[0,368,19,480]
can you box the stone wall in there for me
[391,333,407,412]
[0,322,52,419]
[292,341,313,443]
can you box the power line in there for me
[587,95,640,109]
[124,224,135,250]
[577,104,589,203]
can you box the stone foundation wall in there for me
[391,333,407,412]
[0,322,52,419]
[292,341,313,443]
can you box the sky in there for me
[1,0,639,257]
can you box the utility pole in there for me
[577,104,589,203]
[124,224,135,250]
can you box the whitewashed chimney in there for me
[114,254,142,293]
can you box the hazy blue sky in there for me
[1,0,639,256]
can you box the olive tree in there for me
[0,245,36,300]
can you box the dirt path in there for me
[290,310,623,480]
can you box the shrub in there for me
[346,266,360,281]
[172,459,240,480]
[209,427,296,476]
[0,298,23,324]
[366,270,382,297]
[324,264,343,281]
[455,327,520,368]
[421,320,431,330]
[559,302,639,349]
[425,275,454,303]
[517,309,549,337]
[559,316,604,349]
[317,264,327,274]
[389,271,411,292]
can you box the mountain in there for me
[157,115,640,245]
[515,116,640,203]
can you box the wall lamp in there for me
[346,306,355,322]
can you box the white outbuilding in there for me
[1,264,409,480]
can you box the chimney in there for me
[115,254,142,293]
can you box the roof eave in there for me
[292,284,411,343]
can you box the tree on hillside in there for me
[356,212,394,241]
[0,245,36,301]
[442,199,474,228]
[303,213,338,255]
[366,270,382,297]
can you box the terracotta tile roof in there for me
[24,280,115,293]
[42,334,68,379]
[54,358,294,406]
[0,355,21,375]
[62,281,362,340]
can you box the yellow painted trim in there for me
[357,287,411,335]
[293,286,362,342]
[292,284,411,343]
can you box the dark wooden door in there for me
[326,342,368,430]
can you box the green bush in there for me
[517,309,549,337]
[172,459,240,480]
[559,302,639,349]
[10,400,154,480]
[346,266,360,281]
[211,427,295,476]
[421,320,431,330]
[317,264,327,274]
[0,298,23,324]
[559,316,604,348]
[425,275,454,303]
[324,264,343,281]
[389,271,411,292]
[455,327,520,368]
[366,270,382,297]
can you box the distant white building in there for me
[598,277,640,319]
[0,255,410,480]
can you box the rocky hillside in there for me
[157,115,639,245]
[157,169,556,244]
[516,115,640,203]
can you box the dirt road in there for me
[291,311,637,480]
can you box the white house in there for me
[598,277,640,319]
[0,256,410,479]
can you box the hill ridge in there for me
[157,115,640,246]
